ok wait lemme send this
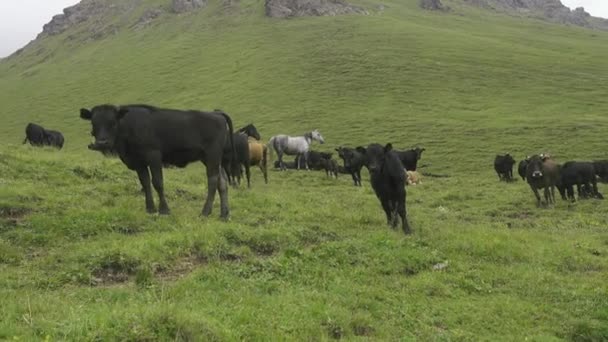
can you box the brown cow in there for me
[526,154,561,207]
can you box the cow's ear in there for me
[384,143,393,152]
[80,108,92,120]
[355,146,366,154]
[117,107,130,120]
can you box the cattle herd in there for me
[21,104,605,236]
[494,153,608,206]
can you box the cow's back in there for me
[117,108,228,168]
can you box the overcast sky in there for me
[0,1,607,58]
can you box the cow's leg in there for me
[218,166,230,219]
[350,172,357,186]
[357,170,362,186]
[149,164,170,215]
[380,199,394,227]
[543,186,551,206]
[530,185,541,207]
[567,185,575,202]
[398,196,412,235]
[136,167,156,213]
[202,162,220,217]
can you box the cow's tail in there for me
[22,136,28,144]
[219,111,236,179]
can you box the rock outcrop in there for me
[420,0,446,11]
[171,0,207,13]
[265,0,367,18]
[40,0,107,37]
[462,0,608,30]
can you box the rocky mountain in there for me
[4,0,607,60]
[462,0,608,30]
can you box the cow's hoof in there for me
[146,207,157,214]
[159,208,170,215]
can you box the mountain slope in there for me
[1,0,608,340]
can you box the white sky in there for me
[0,0,607,58]
[0,0,80,58]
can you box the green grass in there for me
[1,0,608,339]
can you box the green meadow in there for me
[1,0,607,339]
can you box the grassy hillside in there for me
[1,0,608,339]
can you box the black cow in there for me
[518,158,529,181]
[594,160,608,183]
[335,146,365,186]
[494,153,516,181]
[294,151,333,170]
[80,104,235,219]
[395,147,425,171]
[23,123,64,149]
[274,160,297,169]
[44,130,65,149]
[557,162,603,201]
[359,143,412,234]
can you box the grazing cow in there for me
[359,143,412,234]
[406,170,422,185]
[557,162,603,201]
[23,123,64,149]
[526,154,560,207]
[23,123,46,146]
[44,130,65,149]
[335,146,365,186]
[294,151,333,170]
[247,139,269,184]
[494,153,516,181]
[395,147,425,171]
[518,157,530,181]
[594,160,608,183]
[80,104,235,219]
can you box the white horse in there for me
[268,130,325,171]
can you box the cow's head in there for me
[319,152,333,160]
[526,155,544,179]
[414,147,426,160]
[336,147,359,169]
[364,143,392,173]
[80,105,129,151]
[504,153,516,166]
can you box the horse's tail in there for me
[267,136,275,159]
[263,144,269,167]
